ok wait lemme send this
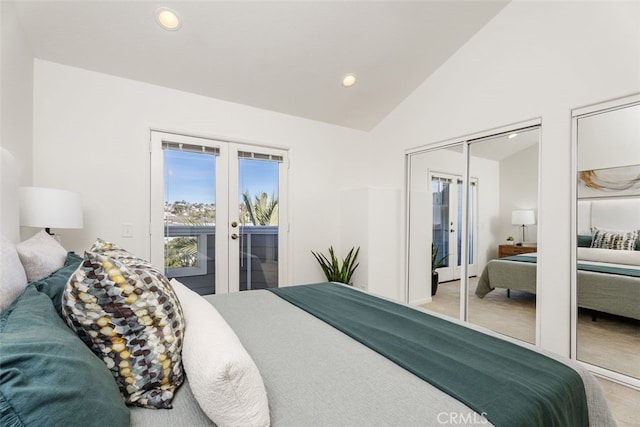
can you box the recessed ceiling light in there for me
[508,133,518,139]
[342,74,357,88]
[156,7,181,31]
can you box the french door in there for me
[150,131,288,295]
[431,172,477,282]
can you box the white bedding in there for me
[578,247,640,268]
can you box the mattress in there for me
[131,286,616,426]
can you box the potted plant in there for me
[311,246,360,285]
[506,236,515,245]
[431,243,448,296]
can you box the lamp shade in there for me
[19,187,83,229]
[511,210,535,226]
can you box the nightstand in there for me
[498,244,537,258]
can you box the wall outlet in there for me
[122,223,133,238]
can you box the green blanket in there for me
[504,255,640,277]
[270,283,589,427]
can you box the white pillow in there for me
[16,230,67,282]
[577,247,640,266]
[170,279,270,427]
[0,236,28,311]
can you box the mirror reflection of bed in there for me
[575,198,640,379]
[408,125,540,345]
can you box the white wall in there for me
[340,187,400,297]
[499,144,539,245]
[32,60,370,286]
[370,1,640,355]
[469,155,500,270]
[0,1,33,187]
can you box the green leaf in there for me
[311,246,360,285]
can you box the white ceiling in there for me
[13,1,509,131]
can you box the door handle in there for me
[231,233,239,240]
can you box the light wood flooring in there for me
[421,278,640,426]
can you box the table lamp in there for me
[511,209,535,245]
[19,186,83,240]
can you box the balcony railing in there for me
[164,224,278,295]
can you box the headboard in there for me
[0,148,20,243]
[577,198,640,235]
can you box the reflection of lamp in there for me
[19,187,83,238]
[511,210,535,245]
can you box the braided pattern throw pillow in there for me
[62,247,185,409]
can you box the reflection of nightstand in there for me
[498,244,537,258]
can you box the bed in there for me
[476,252,640,321]
[0,148,617,427]
[476,199,640,322]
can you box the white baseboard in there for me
[409,297,431,306]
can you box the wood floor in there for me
[421,278,640,426]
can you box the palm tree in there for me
[164,236,198,268]
[164,216,215,269]
[242,191,278,225]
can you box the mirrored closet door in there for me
[467,129,539,344]
[572,94,640,383]
[407,123,540,344]
[407,144,466,318]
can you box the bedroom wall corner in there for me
[0,1,34,188]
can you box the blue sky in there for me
[164,150,278,204]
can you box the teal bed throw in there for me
[270,283,589,427]
[503,254,640,277]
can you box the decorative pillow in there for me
[62,247,185,409]
[0,236,28,312]
[89,238,143,262]
[170,278,270,427]
[590,227,639,251]
[577,235,593,248]
[0,286,129,427]
[16,229,67,282]
[30,252,83,315]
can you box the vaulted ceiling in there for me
[13,1,509,130]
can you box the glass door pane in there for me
[468,180,477,275]
[454,179,477,278]
[237,153,280,291]
[432,176,451,272]
[432,173,459,282]
[152,132,288,295]
[162,144,217,295]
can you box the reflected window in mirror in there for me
[573,95,640,382]
[407,145,466,318]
